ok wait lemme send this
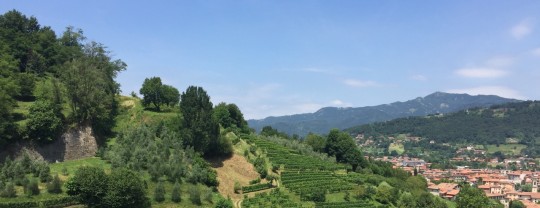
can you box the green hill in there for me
[346,101,540,157]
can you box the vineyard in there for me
[242,188,306,208]
[242,136,378,208]
[246,136,348,171]
[242,183,273,193]
[281,170,354,194]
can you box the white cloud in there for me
[532,48,540,57]
[455,68,508,78]
[343,79,378,87]
[446,86,525,99]
[330,99,353,107]
[410,74,427,81]
[485,56,514,68]
[510,20,532,39]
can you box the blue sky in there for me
[3,1,540,119]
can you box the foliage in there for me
[180,86,223,156]
[154,181,165,202]
[233,181,241,194]
[213,102,248,132]
[24,178,39,196]
[241,183,272,193]
[104,169,149,208]
[189,185,202,205]
[66,166,109,207]
[171,181,181,203]
[214,197,233,208]
[26,100,63,142]
[305,133,326,152]
[509,200,525,208]
[0,182,16,198]
[324,129,368,171]
[455,184,499,208]
[46,174,62,194]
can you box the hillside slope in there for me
[346,101,540,156]
[248,92,519,136]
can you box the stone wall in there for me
[0,124,98,162]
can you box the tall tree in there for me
[179,86,220,155]
[456,184,501,208]
[61,41,125,134]
[140,77,163,110]
[162,84,180,107]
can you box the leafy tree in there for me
[0,76,19,145]
[171,181,181,203]
[305,133,326,152]
[162,84,180,107]
[104,169,149,208]
[521,183,532,192]
[375,182,395,204]
[509,200,525,208]
[47,174,63,194]
[415,192,448,208]
[154,181,165,202]
[0,182,16,198]
[140,77,163,110]
[66,166,109,207]
[25,178,40,196]
[14,73,36,101]
[61,41,125,133]
[189,185,202,205]
[215,197,234,208]
[397,192,416,208]
[324,129,367,170]
[180,86,221,156]
[456,184,497,208]
[26,100,63,142]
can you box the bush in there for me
[171,181,181,203]
[25,178,40,196]
[0,182,16,198]
[203,187,213,203]
[66,166,109,207]
[154,181,165,202]
[189,185,202,205]
[249,178,261,185]
[104,169,149,208]
[47,174,63,194]
[214,197,234,208]
[234,181,241,194]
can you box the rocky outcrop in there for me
[0,124,98,162]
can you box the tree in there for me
[305,133,326,152]
[189,185,202,205]
[0,75,19,145]
[397,192,416,208]
[162,84,180,107]
[324,129,367,170]
[66,166,109,207]
[140,77,163,111]
[215,197,233,208]
[61,42,125,132]
[104,169,149,208]
[180,86,220,156]
[47,174,63,194]
[154,181,165,202]
[509,200,525,208]
[26,100,63,142]
[171,181,181,203]
[0,182,16,198]
[456,184,497,208]
[25,178,40,196]
[415,192,448,208]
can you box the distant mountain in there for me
[247,92,520,136]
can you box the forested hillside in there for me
[248,92,518,136]
[347,101,540,156]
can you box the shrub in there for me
[234,181,241,194]
[0,182,16,198]
[25,178,40,196]
[47,174,63,194]
[66,166,109,207]
[104,169,149,208]
[203,187,213,203]
[171,181,181,203]
[154,181,165,202]
[214,197,234,208]
[249,178,261,185]
[189,185,202,205]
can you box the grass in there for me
[50,157,111,176]
[388,143,405,155]
[486,144,526,155]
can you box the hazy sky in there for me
[3,1,540,119]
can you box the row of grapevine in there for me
[242,183,272,193]
[315,201,373,208]
[243,188,307,208]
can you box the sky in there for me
[2,1,540,119]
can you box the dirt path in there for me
[209,154,260,207]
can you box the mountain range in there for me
[247,92,520,136]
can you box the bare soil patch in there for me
[209,154,259,202]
